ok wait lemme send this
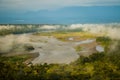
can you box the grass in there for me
[0,53,35,63]
[75,46,83,52]
[34,31,101,42]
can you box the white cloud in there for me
[0,0,120,11]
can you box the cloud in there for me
[0,0,120,11]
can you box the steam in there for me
[0,23,120,53]
[0,34,30,53]
[40,25,60,29]
[0,24,120,64]
[107,28,120,39]
[68,23,120,39]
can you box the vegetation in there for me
[75,46,83,52]
[0,25,83,36]
[0,25,120,80]
[0,25,38,36]
[96,36,112,52]
[34,31,99,42]
[0,41,120,80]
[96,36,111,45]
[0,54,35,63]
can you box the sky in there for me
[0,0,120,24]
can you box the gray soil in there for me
[0,34,104,65]
[30,36,79,64]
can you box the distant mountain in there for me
[0,6,120,24]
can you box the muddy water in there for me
[96,45,104,52]
[75,39,96,45]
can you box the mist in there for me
[0,23,120,54]
[0,34,31,53]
